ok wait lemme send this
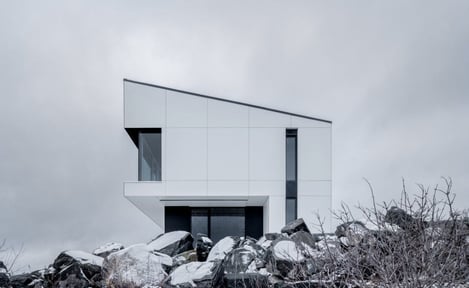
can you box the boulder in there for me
[195,233,213,261]
[165,261,223,288]
[335,221,369,248]
[206,236,240,262]
[103,244,171,287]
[290,231,318,252]
[92,242,124,258]
[281,218,311,235]
[223,272,269,288]
[9,272,44,288]
[223,247,260,274]
[148,231,194,257]
[52,250,104,287]
[266,239,308,279]
[384,206,416,230]
[0,261,9,288]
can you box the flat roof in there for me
[124,78,332,124]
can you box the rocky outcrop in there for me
[165,261,223,288]
[281,218,311,235]
[148,230,194,257]
[51,250,103,288]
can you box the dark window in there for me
[191,208,209,236]
[165,207,263,241]
[286,129,297,223]
[210,208,245,243]
[138,131,161,181]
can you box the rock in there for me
[52,250,104,288]
[223,247,260,274]
[195,233,213,262]
[384,206,416,230]
[92,242,124,258]
[9,272,44,288]
[281,218,311,235]
[266,239,309,278]
[172,249,198,267]
[165,261,223,288]
[0,261,9,288]
[206,236,240,262]
[148,231,194,257]
[103,244,171,287]
[265,233,284,241]
[223,273,269,288]
[335,221,369,248]
[290,231,318,252]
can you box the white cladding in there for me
[124,81,332,233]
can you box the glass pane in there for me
[210,208,245,243]
[191,208,208,236]
[139,132,161,181]
[286,198,297,223]
[286,136,296,181]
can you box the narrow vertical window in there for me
[138,130,162,181]
[286,129,297,223]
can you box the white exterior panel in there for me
[208,128,248,181]
[208,99,249,127]
[249,128,285,181]
[124,82,166,128]
[249,108,291,127]
[298,128,332,181]
[207,181,249,197]
[165,128,207,181]
[166,90,207,127]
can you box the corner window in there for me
[138,130,162,181]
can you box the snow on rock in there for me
[93,242,124,258]
[169,261,221,287]
[63,250,104,266]
[103,244,171,287]
[281,218,311,235]
[273,240,304,262]
[51,251,103,287]
[148,230,193,257]
[207,236,240,262]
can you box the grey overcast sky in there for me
[1,0,469,272]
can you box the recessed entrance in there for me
[165,206,263,242]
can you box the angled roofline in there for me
[123,78,332,124]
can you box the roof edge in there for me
[123,78,332,124]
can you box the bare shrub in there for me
[316,178,469,288]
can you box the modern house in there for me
[123,79,332,242]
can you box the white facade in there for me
[123,79,332,234]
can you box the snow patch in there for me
[65,250,103,266]
[93,242,123,256]
[170,261,215,287]
[273,240,304,261]
[148,231,189,251]
[207,236,237,261]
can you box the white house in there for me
[123,79,332,242]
